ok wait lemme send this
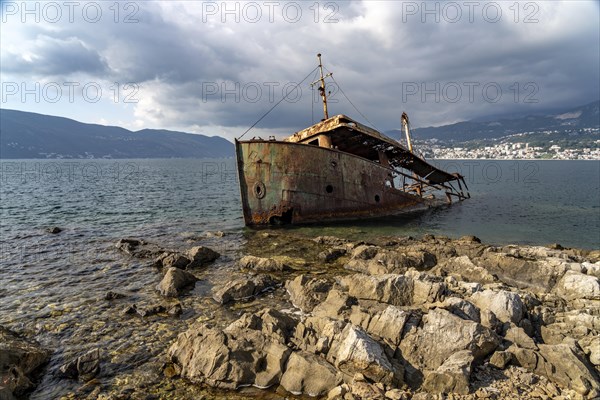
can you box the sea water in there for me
[0,158,598,397]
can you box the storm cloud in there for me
[1,0,598,139]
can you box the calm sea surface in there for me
[2,159,598,249]
[0,158,598,397]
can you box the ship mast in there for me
[314,53,332,120]
[401,112,413,153]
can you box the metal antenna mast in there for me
[311,53,333,120]
[401,112,413,153]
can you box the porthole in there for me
[253,181,266,199]
[326,185,333,193]
[375,194,380,203]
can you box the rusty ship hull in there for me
[236,139,435,226]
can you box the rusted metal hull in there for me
[235,139,434,226]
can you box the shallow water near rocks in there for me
[0,158,598,398]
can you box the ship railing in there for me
[388,166,470,203]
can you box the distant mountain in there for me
[0,109,234,159]
[389,100,600,142]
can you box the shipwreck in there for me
[235,54,469,226]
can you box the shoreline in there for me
[431,157,599,161]
[3,231,599,399]
[0,157,597,161]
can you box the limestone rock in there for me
[136,304,166,317]
[344,258,389,275]
[454,281,483,296]
[104,291,126,300]
[553,270,600,301]
[507,345,538,371]
[280,351,341,396]
[405,270,447,304]
[121,304,138,315]
[291,316,400,386]
[168,312,292,390]
[561,309,600,331]
[399,308,499,375]
[157,235,600,398]
[518,317,535,338]
[239,255,288,272]
[499,245,571,260]
[0,327,50,397]
[432,255,496,284]
[397,239,459,264]
[187,246,220,267]
[115,238,142,255]
[361,305,410,348]
[508,342,600,397]
[422,350,473,395]
[452,240,487,260]
[404,250,438,270]
[327,384,348,400]
[583,261,600,278]
[580,336,600,366]
[478,251,567,292]
[540,344,600,397]
[115,238,163,258]
[348,304,410,347]
[538,343,600,397]
[318,247,347,263]
[345,249,436,275]
[59,348,100,382]
[226,309,297,345]
[313,236,350,246]
[329,324,398,385]
[480,309,502,333]
[312,289,357,319]
[504,324,537,350]
[341,273,444,307]
[292,316,347,356]
[442,297,481,322]
[156,267,197,297]
[459,235,481,243]
[351,245,379,260]
[469,289,524,324]
[587,250,600,263]
[341,274,412,306]
[377,250,436,271]
[285,275,332,313]
[167,303,183,317]
[384,388,410,400]
[158,252,190,269]
[489,350,513,369]
[348,380,386,399]
[213,275,277,304]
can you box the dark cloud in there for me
[1,1,598,133]
[2,34,108,76]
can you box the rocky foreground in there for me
[2,233,600,399]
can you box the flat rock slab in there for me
[212,275,278,304]
[0,326,50,397]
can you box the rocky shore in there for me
[2,232,599,399]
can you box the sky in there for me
[1,0,599,141]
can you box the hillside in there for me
[0,109,234,159]
[408,100,600,142]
